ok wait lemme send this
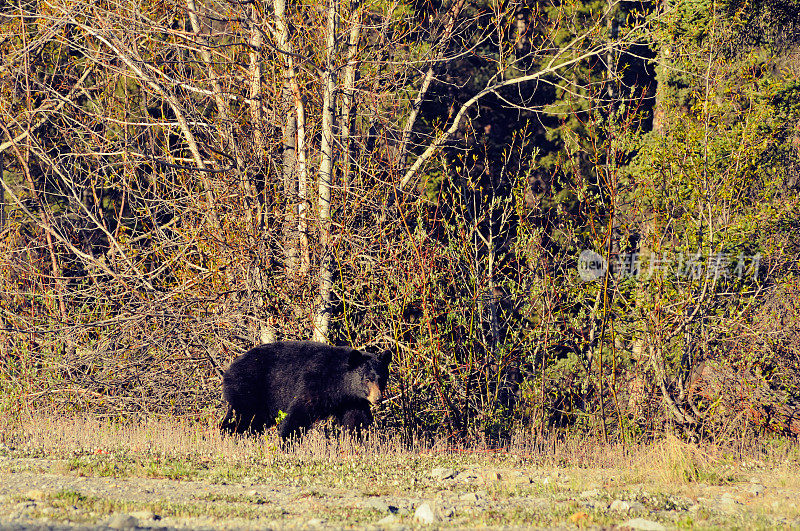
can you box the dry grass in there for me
[1,412,798,479]
[1,412,799,529]
[638,435,727,484]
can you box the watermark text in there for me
[578,250,760,282]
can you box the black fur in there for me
[219,341,391,440]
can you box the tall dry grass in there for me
[1,412,798,482]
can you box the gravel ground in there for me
[0,453,798,530]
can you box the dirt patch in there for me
[0,416,798,529]
[1,453,799,529]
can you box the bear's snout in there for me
[366,382,382,404]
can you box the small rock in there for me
[580,489,600,498]
[718,493,741,511]
[129,510,156,521]
[459,492,479,502]
[307,518,324,526]
[610,500,647,514]
[25,490,45,502]
[367,499,391,513]
[431,467,457,480]
[414,502,437,524]
[621,518,666,531]
[610,500,628,511]
[377,514,397,525]
[747,483,765,496]
[107,513,139,530]
[628,501,647,513]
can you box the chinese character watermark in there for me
[577,250,761,282]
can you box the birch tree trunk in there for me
[248,9,265,159]
[281,82,299,276]
[273,0,310,279]
[312,0,339,342]
[248,7,275,344]
[339,0,362,190]
[652,0,671,135]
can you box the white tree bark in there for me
[312,0,339,342]
[249,8,265,158]
[273,0,310,278]
[339,0,362,189]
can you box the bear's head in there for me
[347,349,391,405]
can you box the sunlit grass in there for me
[0,412,799,528]
[0,412,798,485]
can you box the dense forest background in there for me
[1,0,799,442]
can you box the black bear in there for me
[219,341,391,440]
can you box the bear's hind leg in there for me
[220,405,252,435]
[219,404,236,434]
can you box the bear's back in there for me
[223,341,350,404]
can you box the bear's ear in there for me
[347,349,364,369]
[379,349,392,367]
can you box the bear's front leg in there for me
[278,400,313,440]
[247,412,274,434]
[337,406,373,439]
